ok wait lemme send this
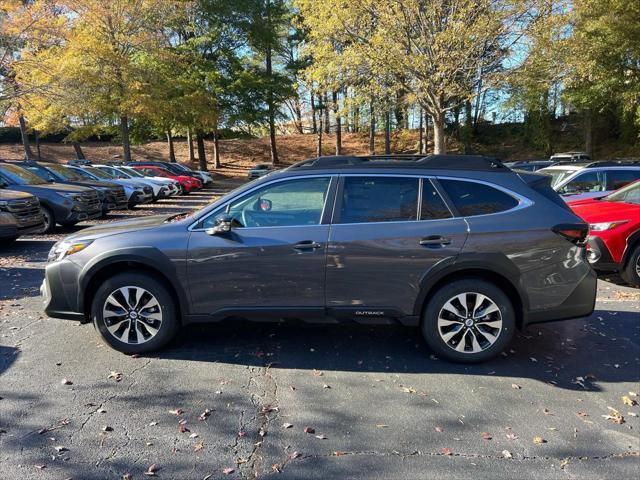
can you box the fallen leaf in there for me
[401,386,416,394]
[482,432,492,440]
[108,371,122,382]
[376,424,388,428]
[435,426,444,433]
[322,384,331,389]
[199,409,212,421]
[144,464,158,476]
[560,458,570,469]
[533,436,546,444]
[169,409,184,416]
[333,451,346,456]
[54,445,68,453]
[622,396,637,407]
[149,421,158,426]
[543,408,553,415]
[577,411,588,418]
[123,474,132,480]
[303,426,315,434]
[282,423,293,429]
[102,426,113,432]
[511,383,521,390]
[315,434,327,440]
[259,428,266,437]
[34,464,46,470]
[312,369,323,377]
[442,447,452,456]
[289,451,302,459]
[238,430,246,437]
[61,378,72,385]
[194,442,204,452]
[222,467,235,475]
[502,450,513,459]
[189,433,199,439]
[629,391,638,397]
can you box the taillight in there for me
[552,223,589,245]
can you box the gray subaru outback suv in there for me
[41,155,596,362]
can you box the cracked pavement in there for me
[1,187,639,479]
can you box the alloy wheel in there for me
[437,292,503,354]
[102,286,163,344]
[635,255,640,277]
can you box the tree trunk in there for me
[584,108,593,158]
[120,115,132,163]
[310,92,317,134]
[196,131,207,171]
[293,97,303,134]
[317,115,323,158]
[384,111,391,154]
[212,123,221,169]
[418,107,424,154]
[72,141,86,160]
[34,130,41,161]
[425,113,430,153]
[167,129,176,163]
[353,105,359,133]
[323,92,330,134]
[368,100,375,155]
[18,114,33,160]
[187,127,195,163]
[265,1,279,166]
[332,91,342,155]
[432,111,446,154]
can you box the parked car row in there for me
[0,159,211,239]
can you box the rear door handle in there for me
[419,236,451,247]
[293,240,322,251]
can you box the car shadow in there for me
[153,308,639,392]
[0,345,20,375]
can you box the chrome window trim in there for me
[188,174,334,232]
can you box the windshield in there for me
[0,164,47,185]
[122,167,144,178]
[604,181,640,205]
[68,167,94,180]
[84,166,113,179]
[540,168,577,187]
[161,164,185,175]
[45,163,84,181]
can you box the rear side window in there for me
[421,181,452,220]
[439,179,519,216]
[606,170,640,190]
[340,176,418,223]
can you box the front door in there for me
[325,175,468,319]
[187,176,335,317]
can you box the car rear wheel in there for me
[421,278,515,363]
[91,272,180,354]
[40,206,55,233]
[621,244,640,288]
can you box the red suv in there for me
[568,180,640,287]
[132,166,202,194]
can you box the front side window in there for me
[605,170,640,191]
[558,171,604,194]
[339,176,419,223]
[439,179,519,216]
[205,177,331,229]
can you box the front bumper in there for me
[524,267,597,327]
[130,191,153,205]
[63,207,102,224]
[0,223,18,239]
[585,235,619,272]
[41,260,85,321]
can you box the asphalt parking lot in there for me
[1,185,639,479]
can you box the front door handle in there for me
[293,240,322,251]
[419,235,451,247]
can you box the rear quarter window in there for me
[438,179,519,216]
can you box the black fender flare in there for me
[77,247,190,316]
[622,229,640,267]
[412,253,528,317]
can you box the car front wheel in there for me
[91,272,180,354]
[621,244,640,288]
[421,278,515,363]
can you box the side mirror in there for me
[206,213,233,235]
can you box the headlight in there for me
[0,200,8,210]
[48,240,93,262]
[61,192,83,202]
[589,220,629,231]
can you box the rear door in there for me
[325,175,468,320]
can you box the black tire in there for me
[91,272,180,354]
[40,206,55,233]
[421,278,516,363]
[621,244,640,288]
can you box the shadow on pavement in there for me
[155,308,639,392]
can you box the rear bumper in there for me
[524,267,597,327]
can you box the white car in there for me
[539,162,640,201]
[93,165,169,201]
[117,166,181,197]
[66,165,153,207]
[171,163,213,185]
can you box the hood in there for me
[570,200,640,223]
[62,213,175,243]
[0,189,36,201]
[72,180,121,190]
[10,182,93,194]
